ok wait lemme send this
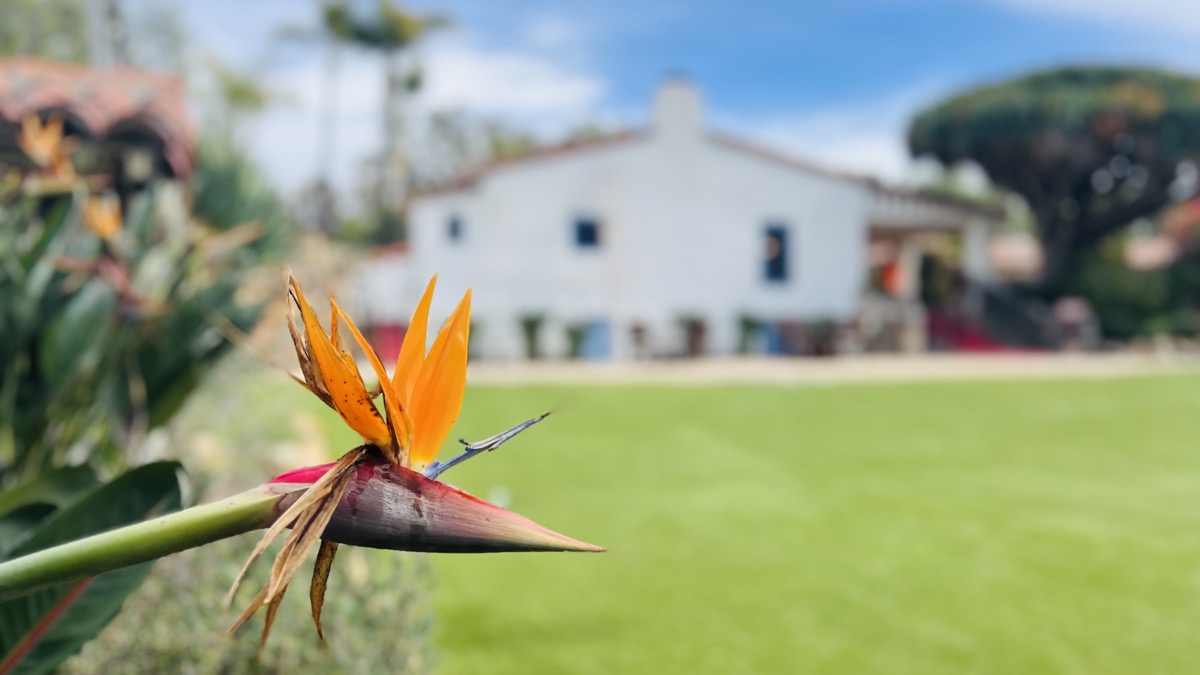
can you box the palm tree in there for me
[209,59,274,143]
[321,1,448,242]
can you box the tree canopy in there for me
[322,1,447,53]
[909,66,1200,294]
[0,0,89,63]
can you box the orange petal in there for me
[82,195,121,241]
[408,289,471,470]
[45,117,64,139]
[334,301,412,466]
[19,117,49,165]
[290,277,390,447]
[392,275,437,407]
[328,295,357,372]
[330,299,341,349]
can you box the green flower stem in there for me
[0,486,293,601]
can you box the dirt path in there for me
[467,352,1200,386]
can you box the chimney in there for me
[651,75,704,140]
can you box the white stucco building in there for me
[354,78,1003,361]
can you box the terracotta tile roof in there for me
[0,57,194,177]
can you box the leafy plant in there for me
[1073,237,1200,340]
[519,314,545,360]
[737,314,761,355]
[0,187,268,480]
[0,462,183,675]
[0,119,289,670]
[565,323,587,359]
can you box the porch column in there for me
[897,237,923,301]
[962,217,993,282]
[897,236,926,353]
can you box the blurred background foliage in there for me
[0,0,89,64]
[0,109,297,670]
[1,127,434,671]
[0,169,285,483]
[0,1,444,667]
[58,348,435,674]
[1075,236,1200,340]
[910,66,1200,297]
[63,525,432,674]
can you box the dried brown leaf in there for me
[228,585,270,635]
[258,581,290,655]
[310,540,339,642]
[225,448,364,609]
[264,464,354,601]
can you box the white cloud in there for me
[417,37,605,121]
[221,33,604,201]
[992,0,1200,38]
[233,52,383,200]
[171,1,608,203]
[751,114,912,182]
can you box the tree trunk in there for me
[1033,199,1080,298]
[1038,230,1078,298]
[314,37,340,235]
[376,49,407,241]
[1037,184,1175,297]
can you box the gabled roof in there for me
[413,121,1004,223]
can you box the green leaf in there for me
[18,195,75,273]
[37,278,118,384]
[0,462,184,675]
[0,505,56,560]
[0,466,99,518]
[120,188,157,254]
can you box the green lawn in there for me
[377,375,1200,675]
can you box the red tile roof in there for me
[0,57,194,177]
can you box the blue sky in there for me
[171,0,1200,199]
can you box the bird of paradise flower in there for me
[17,114,75,180]
[225,274,601,647]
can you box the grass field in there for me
[348,375,1200,675]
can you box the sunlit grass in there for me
[415,375,1200,675]
[185,362,1200,674]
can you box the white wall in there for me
[402,139,644,359]
[612,134,870,357]
[368,82,874,360]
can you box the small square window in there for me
[447,215,463,241]
[574,217,600,248]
